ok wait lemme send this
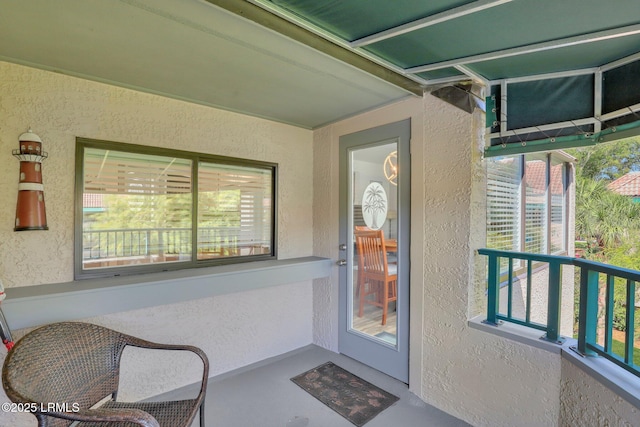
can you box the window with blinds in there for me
[549,159,566,253]
[486,152,569,267]
[487,156,521,250]
[75,139,276,278]
[524,155,548,254]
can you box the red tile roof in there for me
[526,161,564,195]
[608,172,640,196]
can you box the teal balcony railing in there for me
[478,248,640,378]
[575,258,639,376]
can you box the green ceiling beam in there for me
[407,23,640,75]
[484,134,598,157]
[203,0,425,96]
[485,119,640,157]
[349,0,514,48]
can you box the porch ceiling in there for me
[0,0,416,129]
[2,0,640,142]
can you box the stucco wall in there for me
[0,62,313,426]
[419,95,562,426]
[560,359,639,426]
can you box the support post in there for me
[485,254,500,325]
[577,268,599,356]
[544,261,563,343]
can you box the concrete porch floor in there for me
[158,344,470,427]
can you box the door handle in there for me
[339,243,347,251]
[336,259,347,266]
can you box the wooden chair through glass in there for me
[354,228,397,326]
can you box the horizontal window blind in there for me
[524,157,547,254]
[550,160,566,253]
[487,157,521,252]
[84,148,192,195]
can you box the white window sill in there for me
[468,315,563,354]
[562,342,640,407]
[468,315,640,408]
[4,256,332,330]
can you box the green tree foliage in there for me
[606,244,640,331]
[569,138,640,252]
[197,190,241,228]
[568,137,640,333]
[93,193,192,230]
[92,190,242,231]
[89,190,243,256]
[571,177,640,333]
[571,138,640,180]
[574,178,640,251]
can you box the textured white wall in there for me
[0,62,313,426]
[312,124,339,351]
[419,94,562,427]
[560,359,639,426]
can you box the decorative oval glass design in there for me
[361,182,387,230]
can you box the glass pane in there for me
[525,155,548,254]
[197,162,272,259]
[486,156,522,272]
[82,148,192,270]
[550,159,566,253]
[349,141,398,346]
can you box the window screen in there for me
[549,159,566,253]
[487,156,521,253]
[524,155,548,254]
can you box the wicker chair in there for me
[2,322,209,427]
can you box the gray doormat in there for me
[290,362,399,426]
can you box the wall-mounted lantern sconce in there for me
[13,129,48,231]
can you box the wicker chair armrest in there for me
[39,407,160,427]
[124,337,210,398]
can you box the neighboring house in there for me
[608,171,640,203]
